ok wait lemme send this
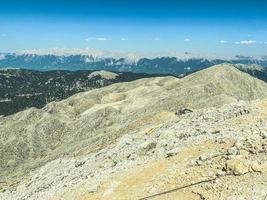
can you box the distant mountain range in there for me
[0,49,267,74]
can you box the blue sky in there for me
[0,0,267,56]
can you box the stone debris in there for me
[1,99,267,200]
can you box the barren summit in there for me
[1,64,267,199]
[2,0,267,199]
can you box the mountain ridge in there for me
[0,69,163,116]
[1,64,267,182]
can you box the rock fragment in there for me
[226,157,250,175]
[165,148,180,157]
[138,140,157,155]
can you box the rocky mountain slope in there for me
[0,69,159,116]
[235,64,267,82]
[1,64,267,199]
[179,64,267,83]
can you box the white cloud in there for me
[264,42,267,44]
[121,38,128,41]
[219,40,227,44]
[97,38,110,41]
[85,37,94,41]
[85,37,110,41]
[1,33,7,37]
[235,40,256,45]
[184,38,191,42]
[153,37,160,41]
